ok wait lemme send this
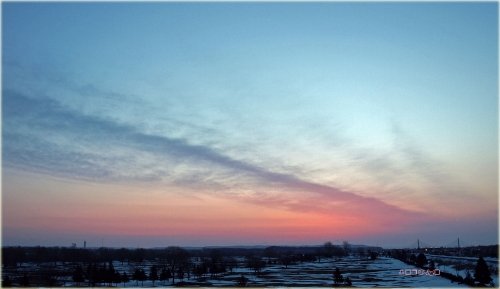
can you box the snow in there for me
[427,254,499,286]
[5,256,486,287]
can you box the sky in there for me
[2,2,498,248]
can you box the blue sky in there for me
[2,2,498,247]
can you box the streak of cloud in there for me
[3,89,422,225]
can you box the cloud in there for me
[3,89,423,226]
[388,121,482,205]
[390,122,445,183]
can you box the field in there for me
[5,255,491,287]
[427,254,498,286]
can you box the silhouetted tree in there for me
[106,261,116,286]
[464,270,474,286]
[246,255,265,275]
[237,274,248,287]
[150,265,159,286]
[210,249,223,264]
[226,257,238,273]
[369,251,378,260]
[94,264,105,286]
[416,253,427,268]
[159,268,167,285]
[357,247,367,259]
[333,267,343,286]
[138,269,147,286]
[278,251,296,269]
[209,249,225,277]
[164,246,190,284]
[40,265,59,287]
[117,248,129,265]
[20,273,30,287]
[176,268,185,281]
[315,248,323,262]
[132,268,141,286]
[86,263,97,287]
[72,265,85,286]
[323,242,347,258]
[474,257,492,286]
[2,247,25,267]
[131,248,146,263]
[113,271,122,286]
[121,272,130,287]
[428,260,436,270]
[343,241,351,256]
[264,247,278,261]
[397,250,408,262]
[324,242,335,258]
[345,276,352,286]
[162,268,173,284]
[2,276,12,287]
[192,264,203,279]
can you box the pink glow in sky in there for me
[2,3,498,248]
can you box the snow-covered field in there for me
[218,256,466,287]
[427,254,499,286]
[7,256,474,287]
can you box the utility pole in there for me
[417,239,420,251]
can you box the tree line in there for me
[4,242,378,267]
[389,250,494,287]
[2,242,372,287]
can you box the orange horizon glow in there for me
[2,169,440,246]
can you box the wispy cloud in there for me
[3,89,423,227]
